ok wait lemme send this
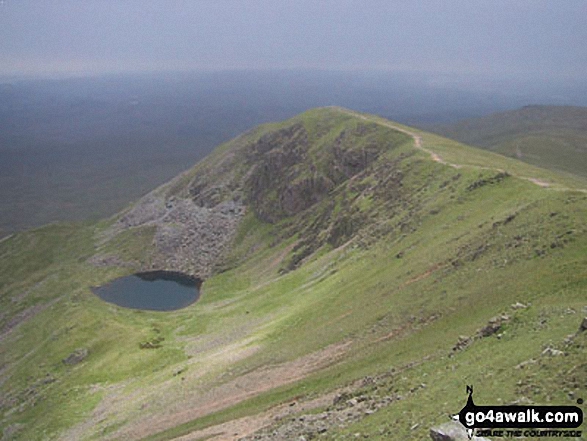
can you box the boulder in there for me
[542,347,565,357]
[477,314,510,338]
[511,302,527,310]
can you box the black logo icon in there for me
[455,385,583,436]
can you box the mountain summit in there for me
[105,107,411,278]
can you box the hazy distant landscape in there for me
[429,105,587,179]
[2,70,587,235]
[2,2,587,440]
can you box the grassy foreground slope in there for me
[0,108,586,440]
[427,105,587,180]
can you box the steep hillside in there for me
[1,108,586,441]
[427,105,587,179]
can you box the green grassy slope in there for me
[1,108,586,440]
[427,105,587,180]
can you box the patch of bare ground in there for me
[402,263,443,287]
[0,364,9,389]
[8,274,56,305]
[171,393,339,441]
[109,341,352,440]
[521,177,587,193]
[182,317,268,362]
[58,338,262,441]
[86,252,139,269]
[524,177,551,187]
[185,338,261,368]
[56,382,131,441]
[236,355,435,440]
[0,304,47,341]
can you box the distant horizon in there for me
[2,66,586,84]
[2,1,585,84]
[2,67,587,104]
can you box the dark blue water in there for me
[92,271,201,311]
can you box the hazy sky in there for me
[1,0,586,79]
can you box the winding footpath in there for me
[337,107,587,193]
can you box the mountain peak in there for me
[105,108,413,277]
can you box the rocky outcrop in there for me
[242,391,402,440]
[116,195,168,228]
[150,199,244,278]
[108,193,245,279]
[245,123,312,222]
[99,115,408,278]
[244,122,385,222]
[280,175,334,216]
[477,314,509,338]
[328,126,383,184]
[247,123,309,159]
[451,314,511,354]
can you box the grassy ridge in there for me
[428,105,587,180]
[1,108,586,440]
[147,156,587,440]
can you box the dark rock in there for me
[62,348,88,366]
[579,317,587,333]
[245,123,311,222]
[478,321,501,337]
[347,398,358,407]
[467,172,509,192]
[280,176,334,217]
[477,314,510,338]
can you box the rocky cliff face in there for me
[96,108,410,278]
[245,123,316,221]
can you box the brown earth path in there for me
[106,341,353,440]
[336,107,587,193]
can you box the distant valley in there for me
[428,105,587,180]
